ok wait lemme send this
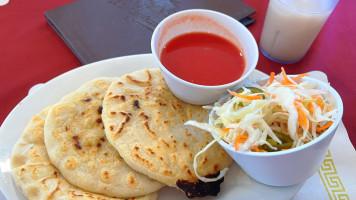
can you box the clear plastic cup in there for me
[259,0,339,64]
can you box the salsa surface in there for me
[160,32,245,86]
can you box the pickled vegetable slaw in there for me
[185,68,338,182]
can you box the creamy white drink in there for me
[260,0,337,63]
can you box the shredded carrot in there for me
[268,72,275,86]
[297,108,308,129]
[234,135,248,151]
[234,142,239,151]
[295,99,303,104]
[263,93,276,98]
[221,127,232,132]
[295,102,308,130]
[229,90,262,100]
[311,95,325,109]
[280,80,290,85]
[293,74,310,81]
[316,121,333,131]
[281,67,294,85]
[308,102,315,113]
[253,145,260,152]
[235,135,248,143]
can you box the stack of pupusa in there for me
[10,68,232,199]
[11,77,162,200]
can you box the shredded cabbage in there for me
[185,69,338,182]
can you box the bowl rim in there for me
[151,8,259,89]
[209,76,344,157]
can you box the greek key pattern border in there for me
[318,150,349,200]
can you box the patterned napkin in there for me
[294,122,356,200]
[293,72,356,200]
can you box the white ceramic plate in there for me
[0,54,303,200]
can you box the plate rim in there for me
[0,53,302,200]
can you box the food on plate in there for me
[101,69,232,198]
[10,68,233,199]
[186,68,338,180]
[160,32,246,86]
[43,77,164,198]
[11,107,158,200]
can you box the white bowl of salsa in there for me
[151,9,258,105]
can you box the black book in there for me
[45,0,256,64]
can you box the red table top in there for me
[1,0,355,150]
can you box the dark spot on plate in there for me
[176,172,223,198]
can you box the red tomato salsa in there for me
[160,32,245,86]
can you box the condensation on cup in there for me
[259,0,339,64]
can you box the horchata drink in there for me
[259,0,338,64]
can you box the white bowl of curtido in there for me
[185,67,343,186]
